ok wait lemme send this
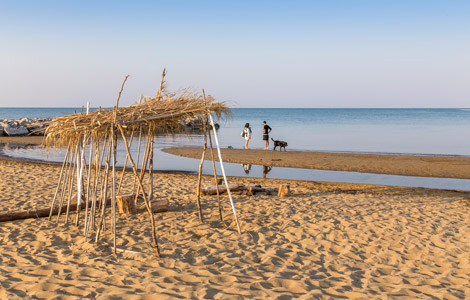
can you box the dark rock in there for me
[3,125,29,136]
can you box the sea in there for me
[2,107,470,190]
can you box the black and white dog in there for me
[271,138,288,151]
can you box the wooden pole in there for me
[195,101,208,222]
[115,75,130,110]
[83,139,95,235]
[207,111,242,234]
[117,123,160,257]
[117,130,135,194]
[75,135,88,226]
[85,138,103,238]
[95,133,108,218]
[134,130,151,205]
[148,126,155,201]
[111,125,117,253]
[64,143,79,224]
[202,90,223,221]
[95,133,112,242]
[48,141,71,220]
[195,142,207,222]
[133,127,143,195]
[55,143,76,223]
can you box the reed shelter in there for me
[44,71,240,256]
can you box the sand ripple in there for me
[1,159,470,299]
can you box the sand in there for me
[1,138,470,298]
[163,147,470,179]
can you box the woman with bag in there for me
[241,123,252,149]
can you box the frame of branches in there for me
[44,71,241,256]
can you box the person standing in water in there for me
[242,123,252,149]
[262,121,272,150]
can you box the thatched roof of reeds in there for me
[43,89,230,149]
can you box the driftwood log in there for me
[0,198,169,223]
[150,199,169,213]
[201,184,278,196]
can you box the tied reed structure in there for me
[44,70,241,256]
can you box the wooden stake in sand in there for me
[48,141,72,220]
[203,90,223,222]
[117,123,161,257]
[278,184,290,197]
[206,100,242,234]
[195,116,207,223]
[44,70,231,256]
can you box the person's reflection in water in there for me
[242,163,252,174]
[263,165,272,178]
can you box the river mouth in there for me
[2,142,470,191]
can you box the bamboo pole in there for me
[117,123,160,256]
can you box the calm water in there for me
[0,107,99,120]
[218,108,470,155]
[2,107,470,155]
[2,107,470,190]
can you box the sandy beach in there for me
[1,137,470,299]
[163,147,470,179]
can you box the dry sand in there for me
[1,137,470,298]
[1,154,470,299]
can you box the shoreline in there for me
[163,146,470,179]
[2,136,470,180]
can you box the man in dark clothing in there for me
[263,121,272,150]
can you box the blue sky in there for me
[0,0,469,108]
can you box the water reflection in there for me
[240,163,273,178]
[241,163,251,174]
[263,166,272,178]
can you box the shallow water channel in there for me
[3,143,470,191]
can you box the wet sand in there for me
[164,147,470,179]
[0,136,44,145]
[1,137,470,298]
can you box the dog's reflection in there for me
[263,165,272,178]
[242,163,252,174]
[240,164,272,177]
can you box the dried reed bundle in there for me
[46,73,236,256]
[43,90,230,150]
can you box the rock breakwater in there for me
[0,118,51,136]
